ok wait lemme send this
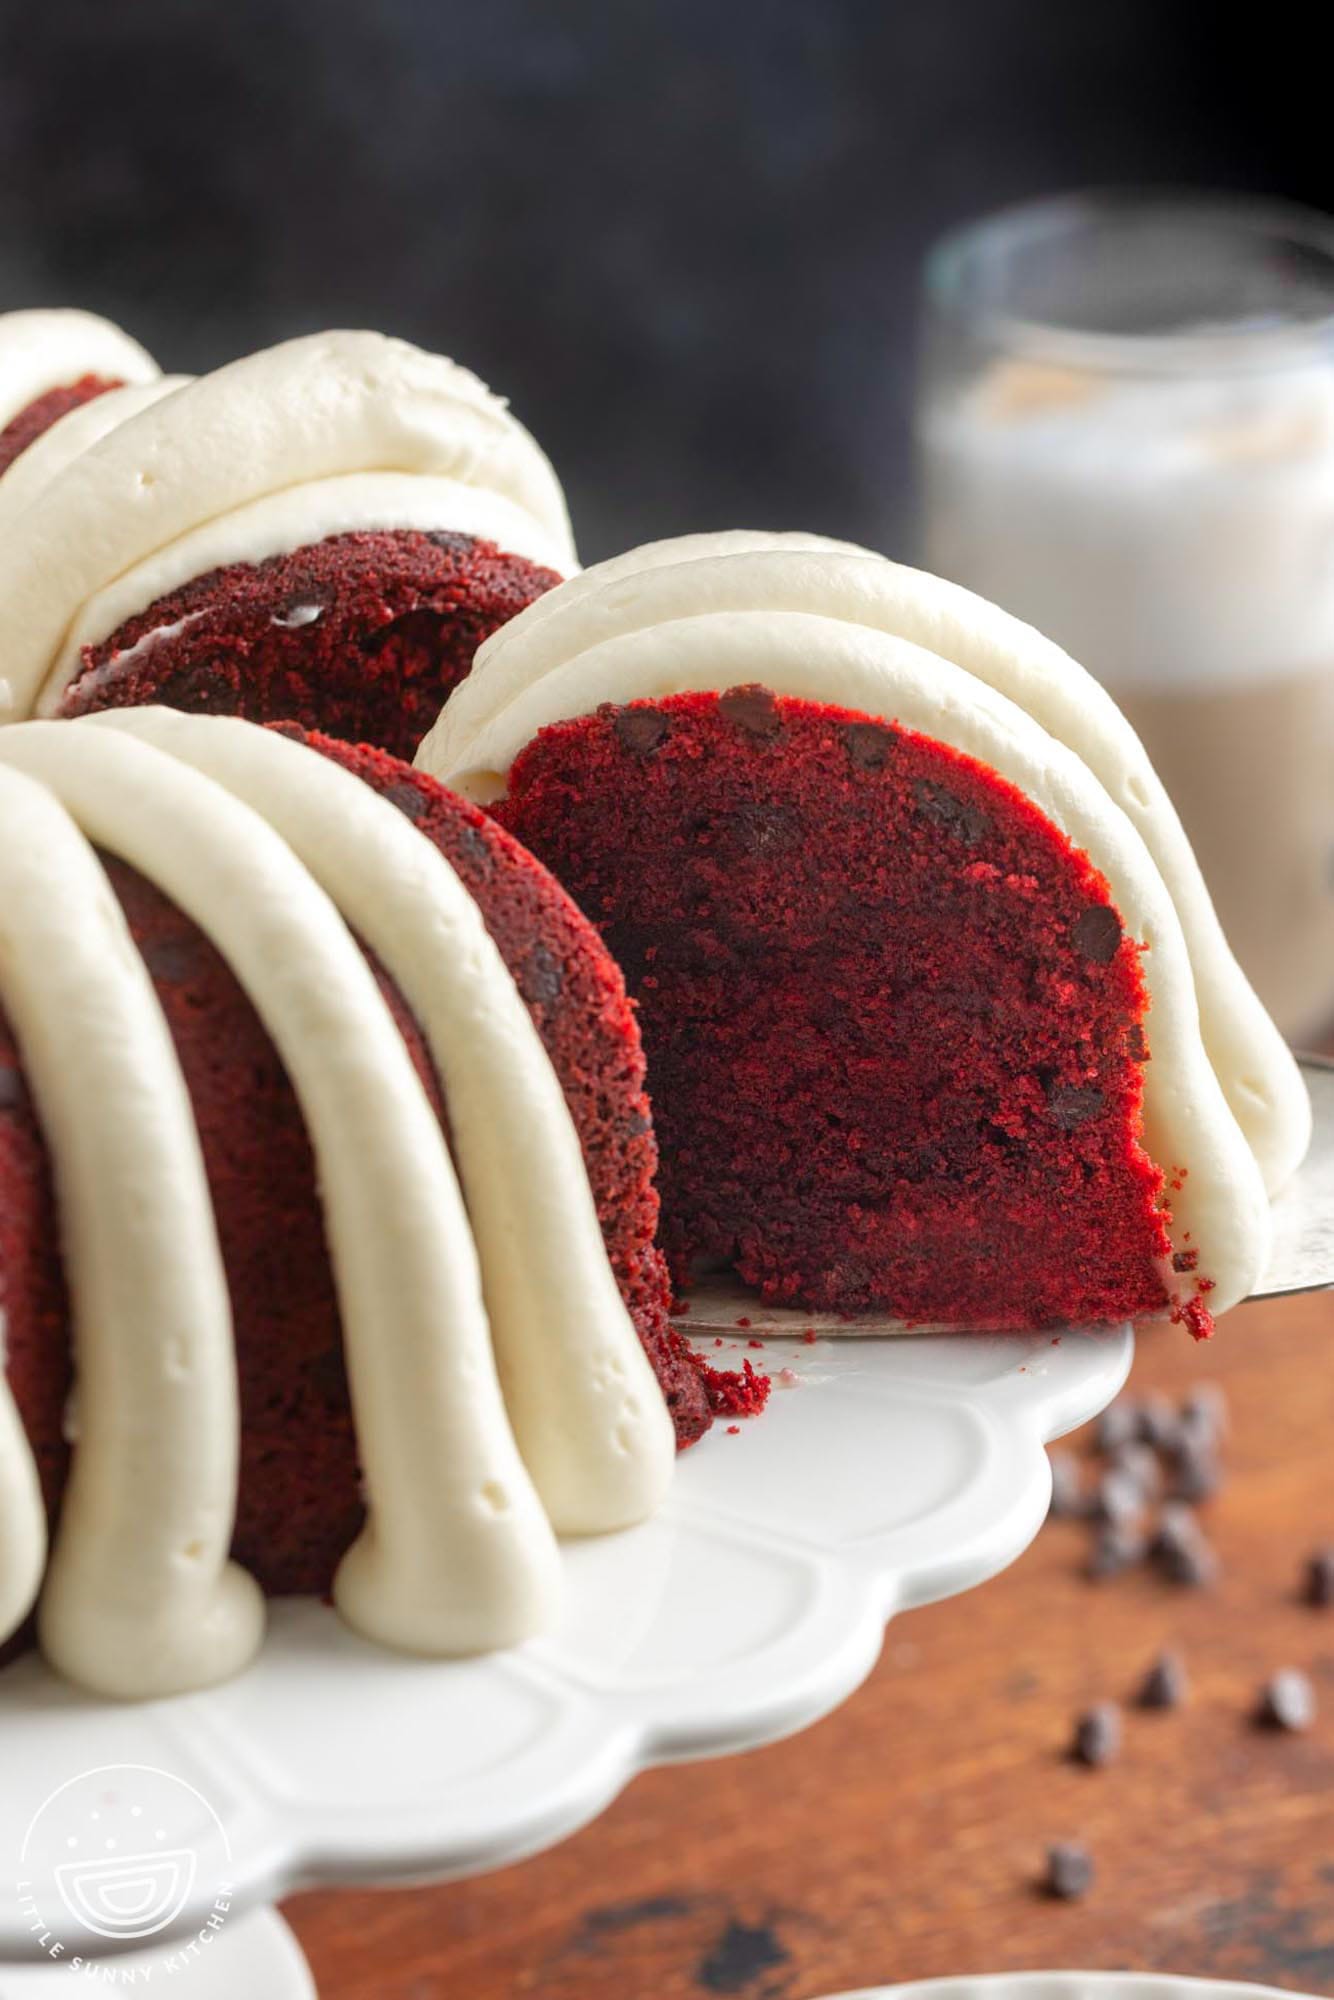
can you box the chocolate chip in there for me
[613,706,671,755]
[1072,1701,1122,1767]
[842,720,897,771]
[452,823,494,873]
[520,942,565,1008]
[1136,1393,1180,1451]
[912,778,989,846]
[1094,1466,1146,1528]
[427,529,471,556]
[1257,1668,1317,1732]
[0,1064,29,1111]
[1045,1084,1106,1132]
[718,684,782,739]
[1167,1435,1223,1505]
[727,801,799,853]
[1125,1022,1149,1063]
[1086,1521,1146,1580]
[1073,905,1123,964]
[1179,1382,1228,1445]
[1137,1649,1188,1710]
[1171,1249,1199,1273]
[1302,1547,1334,1607]
[1108,1441,1162,1505]
[1048,1451,1088,1520]
[1097,1399,1139,1454]
[1151,1504,1220,1588]
[1044,1842,1095,1900]
[382,777,432,822]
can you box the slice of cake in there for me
[0,332,574,759]
[419,531,1310,1333]
[0,711,684,1697]
[0,309,158,480]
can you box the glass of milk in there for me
[917,193,1334,1042]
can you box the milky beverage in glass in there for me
[918,197,1334,1041]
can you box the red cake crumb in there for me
[0,374,123,479]
[59,530,563,761]
[687,1349,773,1419]
[495,688,1183,1331]
[0,728,703,1652]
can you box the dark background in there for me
[1,1,1326,559]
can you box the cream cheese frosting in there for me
[0,331,577,726]
[422,531,1310,1201]
[0,376,189,523]
[0,712,671,1695]
[0,309,159,433]
[418,532,1309,1317]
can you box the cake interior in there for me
[495,687,1184,1331]
[0,374,123,479]
[58,530,563,761]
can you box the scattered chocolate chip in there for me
[1137,1649,1188,1710]
[1179,1382,1229,1445]
[1044,1842,1095,1900]
[1167,1434,1224,1505]
[0,1064,29,1111]
[452,823,494,873]
[1086,1521,1147,1580]
[1171,1248,1200,1273]
[1108,1441,1162,1505]
[1072,1701,1122,1767]
[1302,1547,1334,1608]
[1136,1393,1180,1452]
[613,706,671,755]
[382,777,432,822]
[1125,1022,1149,1063]
[912,778,989,846]
[842,720,897,771]
[519,942,565,1008]
[1093,1466,1146,1528]
[1072,904,1123,964]
[1045,1084,1106,1132]
[1150,1504,1220,1588]
[1048,1451,1088,1520]
[1097,1400,1139,1454]
[718,684,782,739]
[427,529,471,555]
[1257,1669,1317,1733]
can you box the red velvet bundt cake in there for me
[421,532,1310,1334]
[0,333,573,759]
[0,710,702,1697]
[0,309,158,481]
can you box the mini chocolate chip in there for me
[613,706,671,755]
[727,801,798,853]
[520,942,565,1008]
[1302,1547,1334,1607]
[1094,1467,1146,1527]
[427,529,471,555]
[0,1064,29,1111]
[1151,1504,1220,1588]
[1171,1249,1199,1273]
[1137,1649,1188,1710]
[452,823,494,873]
[1179,1382,1228,1444]
[1136,1393,1180,1452]
[1045,1084,1106,1132]
[1097,1400,1139,1454]
[382,778,432,822]
[912,778,989,846]
[842,720,897,771]
[1073,904,1123,964]
[1072,1701,1122,1767]
[1257,1668,1317,1732]
[1125,1022,1149,1063]
[1045,1842,1095,1900]
[138,934,201,983]
[1108,1441,1162,1504]
[1167,1435,1224,1505]
[1048,1451,1088,1520]
[1086,1520,1147,1580]
[718,684,782,738]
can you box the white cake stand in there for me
[0,1323,1131,1992]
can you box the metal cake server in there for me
[676,1053,1334,1337]
[1258,1054,1334,1299]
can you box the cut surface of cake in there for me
[419,531,1310,1333]
[0,309,158,481]
[0,332,574,759]
[0,710,682,1697]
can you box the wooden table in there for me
[287,1284,1334,1998]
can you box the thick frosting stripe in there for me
[0,330,575,725]
[91,707,675,1534]
[0,377,190,524]
[0,309,158,434]
[0,720,563,1675]
[421,530,1309,1198]
[0,753,261,1699]
[427,607,1273,1318]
